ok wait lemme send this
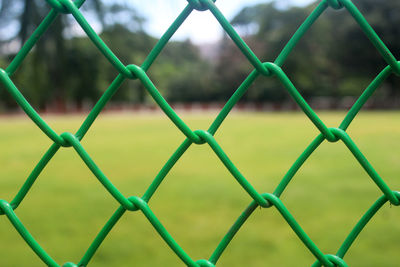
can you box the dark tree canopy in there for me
[0,0,399,111]
[216,0,400,105]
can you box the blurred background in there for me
[0,0,399,112]
[0,0,400,266]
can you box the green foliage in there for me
[151,40,214,102]
[219,0,400,103]
[1,0,400,108]
[0,0,212,109]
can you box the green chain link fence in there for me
[0,0,399,266]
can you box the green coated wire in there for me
[0,0,399,266]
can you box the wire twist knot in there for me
[392,191,400,206]
[127,196,146,212]
[0,200,10,216]
[123,65,140,80]
[196,259,215,267]
[393,61,400,76]
[59,132,77,147]
[326,128,341,143]
[45,0,85,14]
[192,130,209,145]
[312,254,348,267]
[187,0,216,11]
[260,193,276,208]
[326,0,343,10]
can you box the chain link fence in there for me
[0,0,399,266]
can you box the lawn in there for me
[0,111,399,267]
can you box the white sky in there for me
[135,0,315,43]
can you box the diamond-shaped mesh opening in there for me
[10,147,118,262]
[343,207,400,266]
[148,144,252,256]
[82,113,184,197]
[217,207,316,266]
[282,141,382,246]
[345,111,400,188]
[89,213,182,266]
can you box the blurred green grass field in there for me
[0,111,399,267]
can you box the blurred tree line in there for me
[0,0,399,111]
[214,0,400,106]
[0,0,211,111]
